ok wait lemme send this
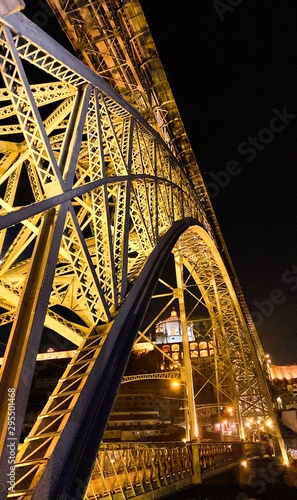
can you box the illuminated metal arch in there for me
[176,227,275,428]
[0,14,208,496]
[13,219,198,499]
[8,222,285,499]
[0,9,288,499]
[134,225,283,444]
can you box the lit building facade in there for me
[155,308,194,344]
[154,309,214,370]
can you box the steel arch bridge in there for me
[0,1,287,498]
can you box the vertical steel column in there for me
[0,207,66,495]
[174,247,201,484]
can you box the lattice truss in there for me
[135,227,272,432]
[46,0,190,166]
[0,8,286,500]
[86,443,193,499]
[0,15,202,341]
[45,0,266,366]
[178,229,269,421]
[0,13,207,492]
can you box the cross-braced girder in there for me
[134,229,275,432]
[0,5,288,499]
[0,13,203,326]
[177,229,269,420]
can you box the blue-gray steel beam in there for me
[32,218,198,499]
[0,207,66,494]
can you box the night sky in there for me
[23,1,297,365]
[140,0,297,365]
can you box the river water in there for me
[167,483,297,499]
[166,460,297,500]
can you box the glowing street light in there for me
[171,379,191,441]
[171,380,181,389]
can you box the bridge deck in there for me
[86,441,276,499]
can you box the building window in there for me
[190,342,198,351]
[199,341,208,350]
[200,350,208,357]
[172,344,180,352]
[191,350,198,358]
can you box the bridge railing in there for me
[199,441,243,473]
[244,441,275,459]
[86,441,252,499]
[86,440,274,498]
[87,441,193,499]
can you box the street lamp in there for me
[171,379,190,441]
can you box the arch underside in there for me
[0,11,284,499]
[5,222,273,499]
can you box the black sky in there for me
[140,0,297,365]
[23,1,297,365]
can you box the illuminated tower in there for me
[155,308,194,344]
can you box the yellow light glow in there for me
[265,418,274,429]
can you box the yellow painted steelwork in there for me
[0,2,288,498]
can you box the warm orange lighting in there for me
[265,418,274,429]
[270,365,297,381]
[171,380,180,388]
[0,350,76,365]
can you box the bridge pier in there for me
[191,442,201,484]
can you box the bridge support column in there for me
[174,247,201,484]
[191,442,202,484]
[174,248,198,441]
[0,207,65,496]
